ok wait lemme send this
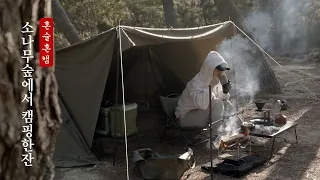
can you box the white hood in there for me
[175,51,228,118]
[188,51,228,90]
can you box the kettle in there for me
[275,114,287,125]
[275,99,288,113]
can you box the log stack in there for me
[215,126,250,150]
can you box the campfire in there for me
[214,125,251,150]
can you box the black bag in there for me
[133,148,195,180]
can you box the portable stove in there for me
[202,154,267,177]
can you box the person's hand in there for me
[222,80,232,94]
[220,93,230,101]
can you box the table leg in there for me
[113,142,119,166]
[275,136,287,143]
[294,127,298,144]
[269,137,276,159]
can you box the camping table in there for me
[249,121,298,159]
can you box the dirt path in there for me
[55,57,320,180]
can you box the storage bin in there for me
[109,103,138,137]
[95,107,111,135]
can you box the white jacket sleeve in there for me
[190,88,216,110]
[220,93,230,101]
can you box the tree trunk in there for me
[126,1,144,26]
[259,0,282,53]
[272,0,283,53]
[200,0,209,25]
[52,0,82,44]
[214,0,244,30]
[161,0,179,28]
[215,0,282,95]
[254,0,282,94]
[259,0,273,12]
[0,0,62,180]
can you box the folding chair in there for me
[159,94,209,146]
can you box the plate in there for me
[250,119,272,125]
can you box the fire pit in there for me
[214,126,251,159]
[202,128,266,177]
[202,124,267,177]
[215,134,249,150]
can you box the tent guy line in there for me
[232,22,320,101]
[121,28,136,46]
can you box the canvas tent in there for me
[53,21,236,167]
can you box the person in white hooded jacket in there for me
[175,51,232,131]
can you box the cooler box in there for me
[109,103,138,138]
[96,107,111,135]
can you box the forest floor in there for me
[54,52,320,180]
